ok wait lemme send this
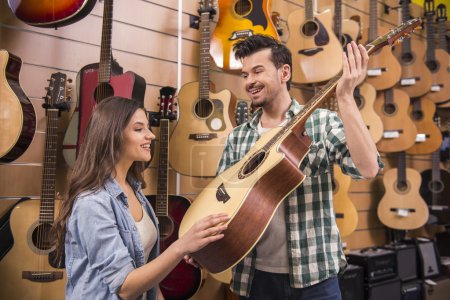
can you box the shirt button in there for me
[132,226,136,231]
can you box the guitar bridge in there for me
[22,271,64,282]
[216,183,230,203]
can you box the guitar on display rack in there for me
[435,3,450,108]
[211,0,279,70]
[377,151,429,230]
[169,0,236,177]
[0,49,36,163]
[179,19,421,274]
[63,0,146,168]
[0,72,70,299]
[374,88,417,153]
[286,0,343,84]
[7,0,97,28]
[393,0,432,98]
[353,82,383,143]
[334,0,360,49]
[147,87,204,300]
[361,0,401,90]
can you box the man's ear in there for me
[280,64,291,84]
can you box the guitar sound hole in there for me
[354,95,364,109]
[195,99,213,118]
[32,223,54,251]
[401,53,414,63]
[234,0,251,16]
[383,103,396,115]
[428,180,444,194]
[302,21,319,37]
[94,83,114,103]
[242,151,266,176]
[425,60,438,72]
[397,181,408,192]
[412,110,423,121]
[158,216,174,240]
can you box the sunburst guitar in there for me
[0,72,70,299]
[211,0,279,70]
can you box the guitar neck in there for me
[305,0,314,20]
[400,0,412,54]
[397,151,407,186]
[425,14,436,62]
[369,0,378,41]
[334,0,343,40]
[199,11,211,100]
[155,119,169,217]
[40,109,59,224]
[437,18,447,50]
[98,0,113,83]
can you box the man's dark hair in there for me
[233,34,292,90]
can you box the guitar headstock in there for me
[198,0,216,18]
[366,18,421,54]
[424,0,435,16]
[235,100,250,126]
[158,86,177,121]
[436,4,447,21]
[43,72,71,112]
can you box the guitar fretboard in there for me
[199,11,211,101]
[334,0,343,41]
[400,0,412,54]
[369,0,378,41]
[99,0,113,84]
[425,13,436,62]
[305,0,314,21]
[155,119,169,217]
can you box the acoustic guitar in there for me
[392,0,432,98]
[169,0,236,177]
[0,50,36,163]
[377,151,429,230]
[353,82,383,143]
[435,3,450,108]
[361,0,401,90]
[7,0,96,28]
[0,73,69,299]
[210,0,279,70]
[406,97,442,155]
[334,0,360,49]
[178,19,421,274]
[62,0,146,168]
[286,0,343,84]
[423,0,450,104]
[374,88,417,153]
[147,87,204,299]
[420,117,450,225]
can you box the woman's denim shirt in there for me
[65,177,160,300]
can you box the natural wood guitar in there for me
[62,0,146,168]
[334,0,360,49]
[406,97,442,155]
[392,0,432,98]
[361,0,401,90]
[0,50,36,163]
[423,0,450,104]
[179,19,421,274]
[147,87,204,299]
[377,151,429,230]
[374,88,417,152]
[210,0,279,70]
[0,73,69,299]
[169,0,236,177]
[286,0,343,84]
[354,82,383,143]
[7,0,96,28]
[434,3,450,108]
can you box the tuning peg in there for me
[67,78,73,83]
[67,88,73,93]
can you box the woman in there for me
[53,96,228,300]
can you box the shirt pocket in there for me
[117,227,136,258]
[299,141,329,177]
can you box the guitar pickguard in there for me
[206,99,227,132]
[238,0,267,29]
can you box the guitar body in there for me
[147,195,204,299]
[393,38,433,98]
[7,0,97,28]
[287,9,343,84]
[179,125,311,273]
[210,0,279,70]
[0,50,36,162]
[361,27,402,90]
[63,62,146,167]
[0,199,65,299]
[332,165,358,237]
[420,168,450,224]
[340,19,360,46]
[374,88,417,152]
[355,82,383,143]
[377,167,429,230]
[406,97,442,155]
[425,49,450,104]
[169,81,234,177]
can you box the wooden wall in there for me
[0,0,447,298]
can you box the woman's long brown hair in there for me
[52,96,148,263]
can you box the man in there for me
[216,35,382,299]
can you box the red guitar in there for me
[63,0,146,167]
[147,87,204,299]
[7,0,97,28]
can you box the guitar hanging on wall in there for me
[62,0,146,168]
[0,72,70,299]
[434,3,450,108]
[147,87,204,300]
[179,19,422,274]
[169,0,236,177]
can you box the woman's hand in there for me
[336,41,369,100]
[174,213,229,257]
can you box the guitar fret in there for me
[369,0,378,41]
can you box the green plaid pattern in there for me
[217,99,383,296]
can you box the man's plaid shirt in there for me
[216,99,383,297]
